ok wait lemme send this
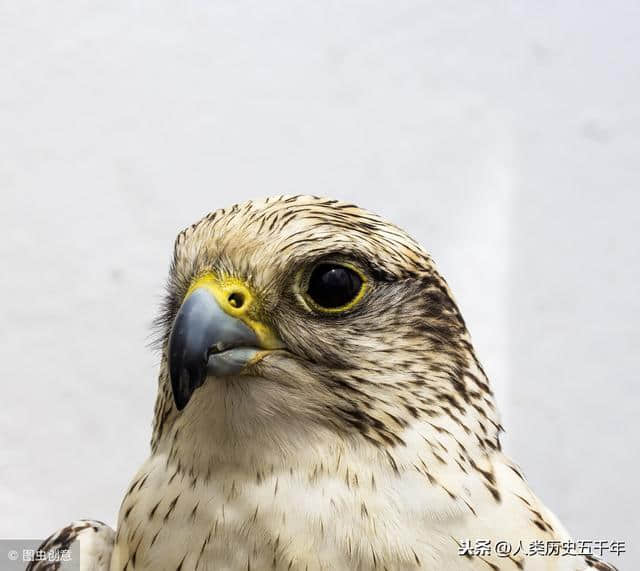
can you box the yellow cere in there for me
[185,273,283,349]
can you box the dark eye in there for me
[306,264,364,310]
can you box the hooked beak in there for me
[167,276,282,410]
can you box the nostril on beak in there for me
[228,291,245,309]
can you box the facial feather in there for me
[151,195,501,463]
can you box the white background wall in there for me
[1,1,638,568]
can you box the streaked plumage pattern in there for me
[26,520,114,571]
[33,196,616,570]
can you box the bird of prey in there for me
[31,196,616,571]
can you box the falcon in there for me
[31,196,616,570]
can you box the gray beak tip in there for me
[167,287,260,410]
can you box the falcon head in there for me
[153,196,499,452]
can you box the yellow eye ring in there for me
[300,262,368,314]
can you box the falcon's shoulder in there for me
[452,453,620,570]
[26,520,114,571]
[583,554,619,570]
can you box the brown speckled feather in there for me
[36,196,618,571]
